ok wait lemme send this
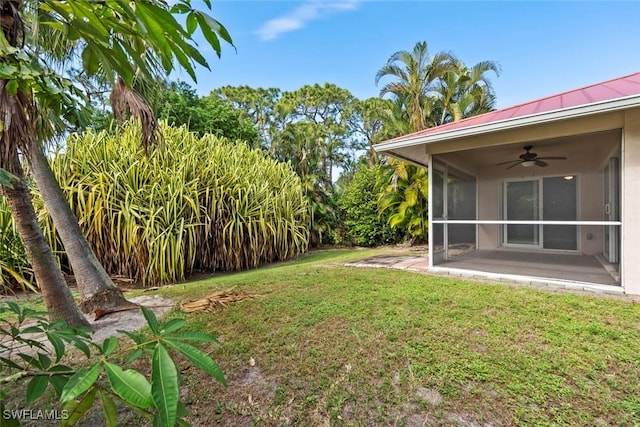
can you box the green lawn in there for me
[146,249,640,426]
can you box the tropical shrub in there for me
[337,163,403,246]
[32,122,309,286]
[0,197,34,293]
[378,159,429,243]
[0,301,224,426]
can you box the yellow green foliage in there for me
[33,122,309,286]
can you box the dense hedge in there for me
[337,163,403,247]
[31,122,309,286]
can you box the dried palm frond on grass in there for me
[180,288,259,313]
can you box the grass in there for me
[145,248,640,426]
[4,248,640,425]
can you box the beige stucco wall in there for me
[622,108,640,295]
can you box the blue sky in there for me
[178,1,640,109]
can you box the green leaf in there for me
[152,344,179,427]
[389,213,404,229]
[134,2,178,69]
[104,362,152,409]
[185,13,197,35]
[0,167,18,188]
[170,43,197,81]
[61,387,97,427]
[404,188,418,206]
[161,318,186,334]
[0,63,18,78]
[170,3,192,14]
[6,80,18,96]
[37,353,51,370]
[124,348,144,364]
[176,400,189,418]
[47,332,64,362]
[164,340,226,386]
[26,376,49,403]
[17,353,38,367]
[71,337,91,359]
[141,306,159,334]
[48,364,73,372]
[101,337,118,357]
[47,365,73,398]
[195,12,221,57]
[49,374,70,397]
[0,356,22,370]
[117,329,143,345]
[98,389,119,427]
[60,362,101,403]
[81,46,99,76]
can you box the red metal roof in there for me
[385,71,640,143]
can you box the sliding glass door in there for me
[503,177,577,250]
[542,177,577,250]
[504,180,540,247]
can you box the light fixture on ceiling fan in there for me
[495,145,567,169]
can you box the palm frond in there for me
[110,78,158,152]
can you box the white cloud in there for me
[255,0,361,41]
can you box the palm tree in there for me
[374,42,499,244]
[0,0,232,324]
[374,41,453,244]
[378,159,429,242]
[0,0,90,326]
[436,60,500,125]
[375,41,455,132]
[378,95,419,140]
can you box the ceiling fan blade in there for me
[536,156,567,160]
[535,160,549,167]
[495,160,522,166]
[505,161,523,170]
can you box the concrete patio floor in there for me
[345,254,429,272]
[438,250,619,286]
[345,249,622,294]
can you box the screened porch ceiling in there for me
[433,129,621,175]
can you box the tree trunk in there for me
[368,139,376,167]
[2,176,90,328]
[28,145,136,315]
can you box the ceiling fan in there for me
[495,145,567,169]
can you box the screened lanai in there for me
[428,130,621,287]
[375,72,640,294]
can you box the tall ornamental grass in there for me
[33,122,309,286]
[0,196,35,292]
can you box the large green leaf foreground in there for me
[34,122,310,286]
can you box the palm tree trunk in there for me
[2,174,90,327]
[28,144,136,314]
